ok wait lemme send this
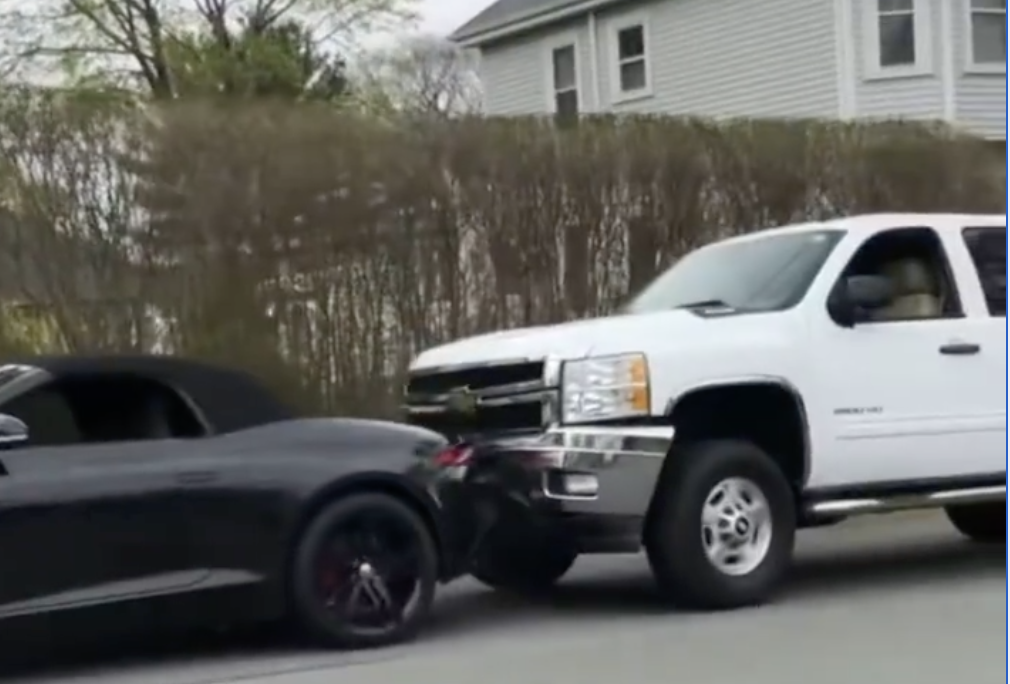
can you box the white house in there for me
[451,0,1006,142]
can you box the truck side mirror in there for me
[828,275,894,327]
[846,275,894,310]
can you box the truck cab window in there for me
[962,227,1005,317]
[839,227,962,323]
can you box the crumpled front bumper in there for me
[462,424,675,555]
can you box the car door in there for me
[812,226,991,488]
[0,383,206,618]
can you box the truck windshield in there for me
[625,229,845,315]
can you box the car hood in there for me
[410,310,728,370]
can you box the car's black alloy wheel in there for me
[291,493,438,649]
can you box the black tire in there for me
[645,439,796,610]
[946,502,1005,544]
[289,493,438,649]
[471,539,577,594]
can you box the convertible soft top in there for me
[8,354,298,434]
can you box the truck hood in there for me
[411,310,737,370]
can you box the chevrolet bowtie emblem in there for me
[445,386,479,416]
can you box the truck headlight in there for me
[561,354,650,424]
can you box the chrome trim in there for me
[403,358,559,431]
[541,471,599,501]
[542,356,563,425]
[511,425,675,470]
[531,425,674,501]
[664,375,812,485]
[806,485,1005,517]
[407,357,544,377]
[405,379,548,407]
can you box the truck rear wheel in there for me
[645,439,796,610]
[945,502,1004,544]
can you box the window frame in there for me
[965,0,1006,74]
[961,226,1005,317]
[828,226,964,327]
[607,13,653,103]
[863,0,935,80]
[543,33,581,119]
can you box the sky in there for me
[418,0,496,35]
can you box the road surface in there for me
[7,513,1006,684]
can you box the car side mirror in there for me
[0,413,28,447]
[828,275,894,327]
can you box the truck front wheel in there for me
[646,440,797,610]
[470,539,578,594]
[945,502,1004,544]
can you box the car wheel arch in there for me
[286,473,447,581]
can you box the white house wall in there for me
[478,0,840,119]
[849,0,1005,140]
[591,0,839,118]
[479,22,592,115]
[950,0,1005,140]
[476,0,1004,140]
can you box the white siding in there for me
[594,0,839,118]
[849,0,944,122]
[475,0,1004,140]
[478,0,840,119]
[479,22,592,115]
[950,0,1005,140]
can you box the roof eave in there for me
[451,0,624,48]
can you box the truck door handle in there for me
[176,470,217,485]
[939,342,980,356]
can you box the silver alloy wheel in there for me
[701,477,774,577]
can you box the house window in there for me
[616,25,648,92]
[876,0,917,67]
[550,44,579,119]
[969,0,1005,66]
[608,17,651,101]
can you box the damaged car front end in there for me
[404,355,674,588]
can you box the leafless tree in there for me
[357,34,482,117]
[0,0,418,96]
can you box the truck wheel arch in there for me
[661,377,812,488]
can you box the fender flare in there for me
[662,375,812,486]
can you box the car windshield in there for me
[624,229,845,315]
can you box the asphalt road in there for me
[8,513,1006,684]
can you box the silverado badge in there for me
[445,386,479,416]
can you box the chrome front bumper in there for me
[467,424,675,519]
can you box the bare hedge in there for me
[0,96,1002,417]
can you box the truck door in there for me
[813,225,994,487]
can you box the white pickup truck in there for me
[405,213,1005,610]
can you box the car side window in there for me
[834,226,963,324]
[2,373,205,447]
[962,227,1005,317]
[2,386,82,446]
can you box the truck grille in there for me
[404,360,555,440]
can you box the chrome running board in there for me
[806,485,1005,517]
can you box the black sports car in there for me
[0,355,476,650]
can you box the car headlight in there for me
[561,353,650,424]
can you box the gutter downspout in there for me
[587,12,602,112]
[937,0,957,123]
